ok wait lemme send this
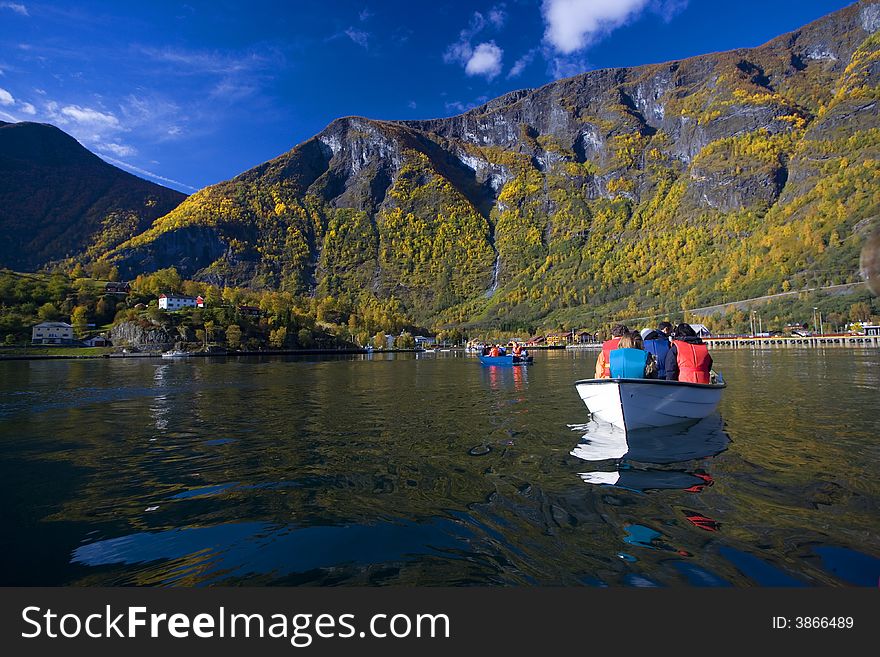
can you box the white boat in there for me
[161,349,190,358]
[574,376,725,431]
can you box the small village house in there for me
[32,321,75,344]
[238,305,262,317]
[82,335,110,347]
[104,281,131,294]
[414,335,436,348]
[689,324,712,338]
[158,294,198,311]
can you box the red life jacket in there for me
[673,340,711,384]
[601,338,621,377]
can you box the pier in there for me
[704,335,880,349]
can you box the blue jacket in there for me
[609,348,650,378]
[643,338,670,378]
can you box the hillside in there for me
[0,121,186,271]
[105,1,879,330]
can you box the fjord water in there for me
[0,349,877,586]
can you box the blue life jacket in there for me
[643,338,670,378]
[609,348,649,378]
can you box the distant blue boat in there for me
[478,354,534,366]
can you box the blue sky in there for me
[0,0,859,193]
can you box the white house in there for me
[32,321,75,344]
[158,294,198,311]
[414,335,436,347]
[689,323,712,338]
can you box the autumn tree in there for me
[71,305,89,338]
[226,324,242,350]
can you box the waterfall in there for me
[485,255,500,298]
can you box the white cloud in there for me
[19,101,35,114]
[408,100,417,109]
[508,48,537,78]
[444,6,506,78]
[97,142,137,157]
[488,5,506,29]
[59,104,120,129]
[0,2,28,16]
[359,8,372,21]
[99,155,198,192]
[344,27,369,48]
[0,87,14,105]
[549,53,591,79]
[542,0,649,54]
[465,42,503,80]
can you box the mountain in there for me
[0,121,186,271]
[107,1,879,329]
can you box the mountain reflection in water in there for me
[0,349,877,586]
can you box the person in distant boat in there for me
[609,331,658,379]
[595,324,629,378]
[489,345,500,357]
[665,323,713,383]
[641,329,671,379]
[512,343,523,357]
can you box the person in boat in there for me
[511,342,523,357]
[489,345,500,357]
[609,331,659,379]
[658,321,673,340]
[594,324,629,378]
[665,323,713,383]
[641,329,671,379]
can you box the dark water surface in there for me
[0,349,877,586]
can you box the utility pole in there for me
[819,310,824,336]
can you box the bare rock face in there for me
[110,321,176,351]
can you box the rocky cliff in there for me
[106,1,879,327]
[110,321,177,351]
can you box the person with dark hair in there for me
[642,329,671,378]
[609,331,659,378]
[665,323,713,383]
[595,324,629,378]
[658,321,673,338]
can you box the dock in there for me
[704,336,880,349]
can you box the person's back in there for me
[665,323,712,383]
[642,329,671,378]
[595,324,629,378]
[609,347,651,378]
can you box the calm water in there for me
[0,349,877,586]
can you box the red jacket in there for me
[672,340,712,383]
[600,338,622,377]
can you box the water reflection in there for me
[1,350,877,587]
[570,415,728,494]
[569,414,730,464]
[481,364,529,392]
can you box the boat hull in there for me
[574,378,725,430]
[478,355,533,366]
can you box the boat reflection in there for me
[569,413,730,464]
[578,469,714,493]
[482,364,529,392]
[570,413,730,493]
